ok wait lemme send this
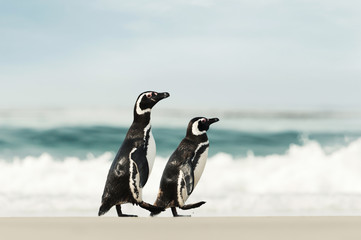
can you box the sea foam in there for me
[1,138,361,216]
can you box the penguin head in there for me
[188,117,219,136]
[135,91,170,115]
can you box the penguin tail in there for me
[98,202,112,216]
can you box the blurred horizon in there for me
[1,0,361,110]
[1,106,361,136]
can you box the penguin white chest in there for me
[193,142,209,188]
[144,124,156,174]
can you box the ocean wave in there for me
[1,108,361,132]
[203,138,361,194]
[1,125,361,159]
[1,138,361,216]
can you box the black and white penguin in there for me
[98,91,170,217]
[151,117,219,217]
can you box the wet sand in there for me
[1,217,361,240]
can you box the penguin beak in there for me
[208,118,219,125]
[154,92,170,102]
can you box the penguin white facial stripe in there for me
[136,93,152,115]
[192,120,206,136]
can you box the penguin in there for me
[151,117,219,217]
[98,91,170,217]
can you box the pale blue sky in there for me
[1,0,361,109]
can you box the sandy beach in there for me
[1,217,361,240]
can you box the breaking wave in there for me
[1,138,361,216]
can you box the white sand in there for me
[1,217,361,240]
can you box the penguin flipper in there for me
[180,164,194,195]
[130,147,149,188]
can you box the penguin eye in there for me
[201,118,206,123]
[146,92,152,98]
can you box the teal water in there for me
[0,125,360,159]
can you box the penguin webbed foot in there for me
[171,207,191,217]
[118,214,138,217]
[179,201,206,210]
[116,204,138,217]
[174,214,191,217]
[170,201,206,217]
